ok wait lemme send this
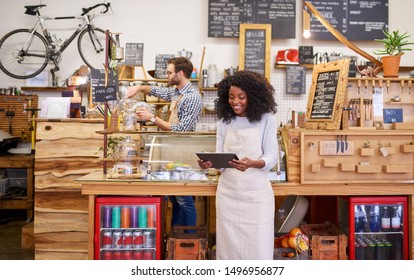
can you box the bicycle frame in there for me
[25,13,100,58]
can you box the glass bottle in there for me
[202,69,209,88]
[381,206,391,232]
[369,205,380,232]
[208,64,218,88]
[354,205,367,232]
[391,206,401,232]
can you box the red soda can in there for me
[143,250,153,260]
[113,230,123,249]
[133,250,143,260]
[133,230,143,249]
[101,250,113,260]
[123,250,133,260]
[102,230,113,249]
[113,250,122,260]
[123,230,133,249]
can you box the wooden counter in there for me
[79,170,414,260]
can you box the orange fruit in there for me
[289,227,303,237]
[285,252,295,258]
[280,237,289,248]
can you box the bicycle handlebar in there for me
[81,2,111,16]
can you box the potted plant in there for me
[374,29,414,78]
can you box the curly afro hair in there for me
[214,70,277,123]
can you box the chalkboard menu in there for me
[308,0,388,41]
[90,69,118,103]
[208,0,295,39]
[239,24,271,80]
[299,46,314,64]
[154,54,175,79]
[286,66,306,95]
[309,70,340,119]
[125,43,144,66]
[306,59,350,130]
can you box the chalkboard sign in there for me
[286,66,306,95]
[208,0,295,39]
[308,0,388,41]
[383,108,403,124]
[239,24,271,80]
[299,46,314,64]
[125,43,144,66]
[306,59,350,130]
[90,68,118,103]
[154,54,175,79]
[94,85,117,102]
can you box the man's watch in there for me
[150,115,156,123]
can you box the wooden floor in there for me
[0,210,34,260]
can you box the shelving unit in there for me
[0,154,34,221]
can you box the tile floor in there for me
[0,210,34,260]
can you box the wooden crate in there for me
[165,226,208,260]
[301,222,348,260]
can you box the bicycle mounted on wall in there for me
[0,2,112,85]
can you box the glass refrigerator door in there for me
[94,196,162,260]
[340,196,408,260]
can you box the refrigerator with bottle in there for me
[94,196,163,260]
[337,196,408,260]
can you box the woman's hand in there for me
[229,157,264,172]
[198,159,212,169]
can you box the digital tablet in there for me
[196,152,239,169]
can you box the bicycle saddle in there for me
[24,5,46,15]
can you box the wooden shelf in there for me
[21,87,67,92]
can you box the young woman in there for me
[199,70,278,259]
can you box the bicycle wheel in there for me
[0,29,48,79]
[78,27,109,70]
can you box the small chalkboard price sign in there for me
[90,68,118,104]
[306,59,350,130]
[154,54,175,79]
[94,86,117,102]
[286,66,306,94]
[383,108,403,124]
[239,24,271,80]
[125,43,144,66]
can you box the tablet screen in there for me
[196,152,239,168]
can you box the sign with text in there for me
[208,0,295,38]
[125,43,144,66]
[154,54,175,79]
[286,66,306,94]
[306,59,350,130]
[94,86,117,103]
[90,68,118,103]
[383,108,403,124]
[308,0,388,41]
[239,24,271,80]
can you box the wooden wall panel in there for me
[35,251,88,260]
[34,157,102,176]
[34,121,103,260]
[35,191,88,213]
[35,212,88,234]
[36,121,103,140]
[35,139,102,159]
